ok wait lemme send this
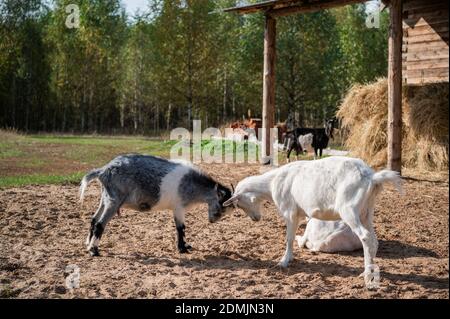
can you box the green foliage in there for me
[0,0,389,132]
[277,11,344,125]
[334,4,388,86]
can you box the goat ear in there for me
[223,195,239,207]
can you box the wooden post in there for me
[262,14,276,164]
[388,0,403,173]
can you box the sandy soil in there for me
[0,163,448,299]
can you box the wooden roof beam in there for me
[224,0,368,16]
[268,0,368,17]
[223,0,301,15]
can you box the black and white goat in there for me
[284,133,314,162]
[80,154,232,256]
[284,117,337,160]
[223,156,402,287]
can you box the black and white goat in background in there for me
[283,117,338,161]
[80,154,232,256]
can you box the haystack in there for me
[337,78,449,171]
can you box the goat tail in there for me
[79,168,103,205]
[372,170,403,195]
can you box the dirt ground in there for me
[0,163,448,299]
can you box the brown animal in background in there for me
[229,118,263,140]
[244,118,262,138]
[276,122,288,143]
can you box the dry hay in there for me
[337,78,449,171]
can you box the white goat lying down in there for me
[296,219,363,253]
[223,156,402,284]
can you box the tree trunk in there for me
[223,68,227,121]
[62,103,67,132]
[89,86,95,132]
[232,92,236,119]
[156,104,160,134]
[81,84,87,132]
[187,101,192,129]
[120,101,125,129]
[167,103,172,130]
[11,77,16,128]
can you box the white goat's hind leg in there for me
[365,207,379,255]
[279,213,300,267]
[340,207,378,287]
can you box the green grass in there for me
[0,133,181,188]
[143,140,178,156]
[2,131,336,188]
[0,132,264,188]
[0,148,23,158]
[0,172,85,188]
[29,135,149,145]
[21,158,47,168]
[0,141,24,158]
[191,139,260,162]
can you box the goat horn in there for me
[231,183,235,193]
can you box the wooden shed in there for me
[225,0,449,173]
[402,0,449,85]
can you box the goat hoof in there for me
[89,247,100,257]
[178,244,192,254]
[178,247,189,254]
[364,274,380,290]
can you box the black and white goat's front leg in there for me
[174,207,192,253]
[295,144,303,161]
[286,139,295,163]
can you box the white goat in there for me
[296,219,363,253]
[224,156,402,285]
